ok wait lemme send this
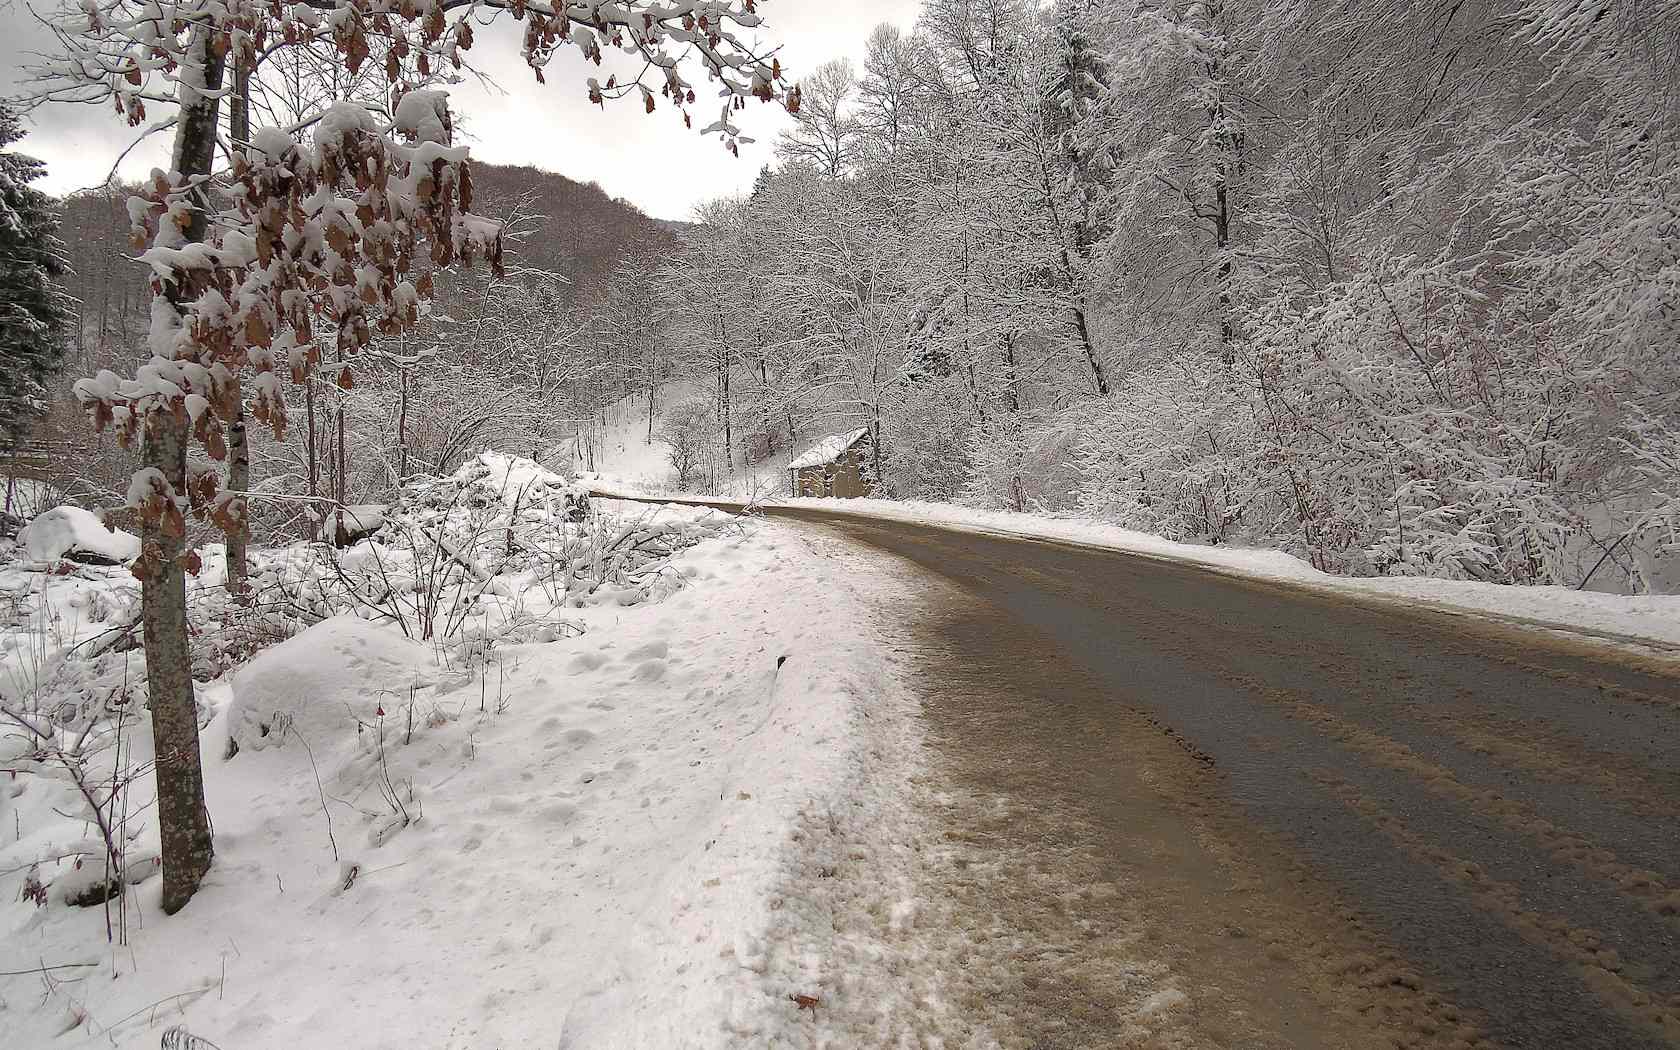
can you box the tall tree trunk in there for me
[147,28,223,916]
[397,368,410,481]
[717,320,732,471]
[1071,295,1108,396]
[870,407,884,495]
[1215,177,1234,360]
[305,378,319,539]
[224,64,251,602]
[1000,331,1022,416]
[1040,160,1110,397]
[334,347,347,508]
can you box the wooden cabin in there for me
[789,428,872,498]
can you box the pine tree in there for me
[0,104,73,440]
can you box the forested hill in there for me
[55,161,674,361]
[468,162,678,305]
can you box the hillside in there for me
[55,161,677,357]
[468,162,678,306]
[577,380,857,501]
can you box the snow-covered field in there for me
[0,455,939,1049]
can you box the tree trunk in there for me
[305,378,319,540]
[1069,290,1108,396]
[225,64,251,602]
[226,416,248,600]
[720,350,732,471]
[1001,331,1022,416]
[147,28,223,916]
[334,347,347,507]
[1215,177,1234,360]
[397,368,410,481]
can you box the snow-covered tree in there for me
[28,0,790,914]
[0,104,73,440]
[774,58,858,179]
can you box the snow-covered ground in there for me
[576,381,845,503]
[0,456,947,1049]
[577,384,1678,655]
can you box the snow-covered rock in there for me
[327,503,387,547]
[17,506,140,565]
[227,614,435,752]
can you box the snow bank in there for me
[592,492,1680,654]
[779,498,1680,651]
[17,505,139,565]
[227,614,435,752]
[2,483,902,1050]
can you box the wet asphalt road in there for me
[618,496,1680,1047]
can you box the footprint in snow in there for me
[630,659,667,682]
[568,651,608,674]
[624,640,670,661]
[541,801,578,825]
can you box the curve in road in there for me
[612,495,1680,1048]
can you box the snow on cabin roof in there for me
[789,428,869,471]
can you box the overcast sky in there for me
[2,1,919,221]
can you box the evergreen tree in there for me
[0,104,72,439]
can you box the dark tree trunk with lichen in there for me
[148,31,223,916]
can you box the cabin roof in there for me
[788,428,869,471]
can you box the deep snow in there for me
[0,474,937,1048]
[16,507,139,566]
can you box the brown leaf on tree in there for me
[245,309,271,349]
[130,546,159,582]
[338,365,355,390]
[179,550,203,576]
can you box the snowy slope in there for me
[579,380,843,501]
[570,383,686,492]
[0,482,907,1048]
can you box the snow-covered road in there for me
[770,511,1680,1050]
[10,482,1679,1049]
[584,494,1680,1049]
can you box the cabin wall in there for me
[794,446,872,498]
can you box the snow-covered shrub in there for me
[226,614,435,755]
[318,453,734,641]
[659,399,718,491]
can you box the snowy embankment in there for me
[574,380,829,503]
[0,454,926,1049]
[593,488,1680,655]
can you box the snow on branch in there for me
[33,0,789,552]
